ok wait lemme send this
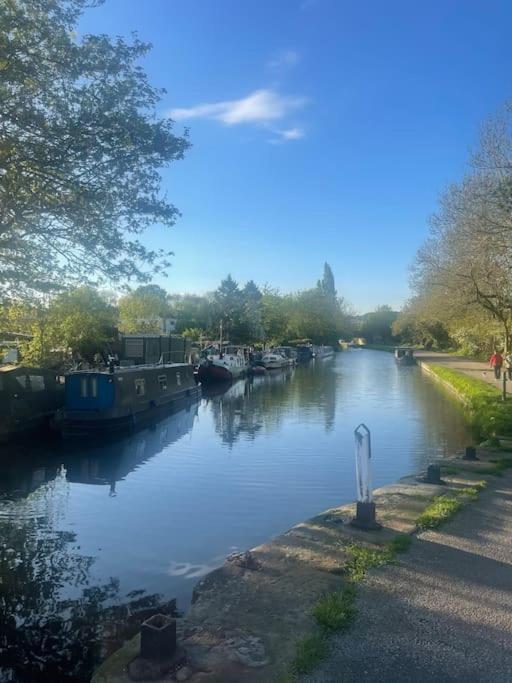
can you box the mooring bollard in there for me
[463,446,478,461]
[140,614,177,661]
[350,424,381,530]
[425,464,442,485]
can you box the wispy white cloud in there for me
[280,127,304,140]
[169,88,307,127]
[269,127,305,144]
[267,49,300,71]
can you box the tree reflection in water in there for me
[203,360,338,446]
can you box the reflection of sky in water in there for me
[1,351,472,612]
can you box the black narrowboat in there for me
[295,345,314,363]
[57,363,200,437]
[0,366,64,442]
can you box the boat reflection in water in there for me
[0,401,199,501]
[0,402,198,683]
[202,366,298,446]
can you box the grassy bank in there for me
[426,363,512,437]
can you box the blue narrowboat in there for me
[57,363,200,437]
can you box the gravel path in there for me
[414,350,503,389]
[301,472,512,682]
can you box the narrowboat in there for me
[394,347,415,365]
[56,363,200,437]
[0,366,64,443]
[295,345,314,363]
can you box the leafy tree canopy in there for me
[0,0,190,299]
[118,284,171,333]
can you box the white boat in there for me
[315,345,334,359]
[261,351,288,369]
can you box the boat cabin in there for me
[0,366,64,441]
[60,363,200,436]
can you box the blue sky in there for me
[80,0,512,312]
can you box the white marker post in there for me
[351,424,381,530]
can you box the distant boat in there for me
[261,351,288,370]
[56,363,200,437]
[0,366,64,442]
[314,345,334,359]
[394,347,415,365]
[276,346,298,365]
[295,345,314,363]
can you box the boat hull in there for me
[197,362,247,383]
[57,385,201,438]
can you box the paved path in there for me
[301,471,512,682]
[414,350,504,389]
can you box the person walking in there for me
[505,351,512,380]
[490,350,504,380]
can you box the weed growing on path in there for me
[292,633,327,675]
[416,496,462,530]
[313,585,357,632]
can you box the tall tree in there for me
[0,0,190,298]
[320,262,337,300]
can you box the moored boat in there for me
[0,366,64,442]
[394,347,415,365]
[315,345,334,359]
[56,362,200,437]
[295,345,314,363]
[261,351,288,369]
[276,346,298,366]
[197,346,249,383]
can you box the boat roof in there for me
[0,364,57,374]
[67,362,190,376]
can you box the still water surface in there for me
[0,350,471,680]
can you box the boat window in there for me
[90,376,98,398]
[15,374,28,390]
[28,374,45,392]
[176,372,181,386]
[135,378,146,396]
[80,377,88,397]
[158,374,168,392]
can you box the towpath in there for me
[301,469,512,682]
[414,349,502,389]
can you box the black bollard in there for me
[463,446,478,461]
[140,614,176,662]
[351,501,382,530]
[425,465,442,485]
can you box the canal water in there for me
[0,350,471,681]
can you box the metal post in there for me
[350,424,381,530]
[502,371,507,402]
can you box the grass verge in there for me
[426,364,512,437]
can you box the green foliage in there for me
[2,287,116,365]
[416,496,463,530]
[361,305,398,344]
[118,285,171,333]
[291,633,327,674]
[427,364,512,437]
[0,0,190,297]
[313,585,356,632]
[344,543,395,582]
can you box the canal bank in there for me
[0,351,479,681]
[93,442,512,682]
